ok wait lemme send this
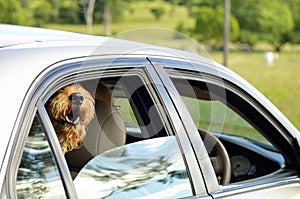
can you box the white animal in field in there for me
[264,51,279,65]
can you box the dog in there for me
[46,83,95,154]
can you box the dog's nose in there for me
[69,92,84,105]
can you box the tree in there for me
[79,0,96,34]
[28,1,53,27]
[79,0,134,35]
[286,0,300,44]
[103,1,111,36]
[150,7,165,21]
[193,6,239,50]
[57,0,82,24]
[232,0,294,51]
[101,0,135,35]
[0,0,27,25]
[186,0,223,17]
[262,3,294,51]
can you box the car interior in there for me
[16,70,299,198]
[65,76,169,179]
[62,74,293,187]
[171,78,284,179]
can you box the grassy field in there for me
[210,51,300,130]
[45,1,194,36]
[43,1,300,131]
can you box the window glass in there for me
[58,74,193,198]
[16,116,66,198]
[114,93,140,135]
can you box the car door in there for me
[148,57,300,199]
[3,56,211,198]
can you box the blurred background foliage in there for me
[1,0,300,129]
[1,0,300,52]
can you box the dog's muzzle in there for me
[69,92,84,105]
[67,93,84,125]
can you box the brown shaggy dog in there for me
[46,83,95,154]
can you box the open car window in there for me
[44,70,194,198]
[170,74,286,185]
[181,96,270,146]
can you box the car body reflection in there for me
[74,136,192,199]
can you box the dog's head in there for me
[46,83,95,128]
[46,83,95,154]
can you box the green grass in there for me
[45,1,194,36]
[210,51,300,130]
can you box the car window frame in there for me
[5,98,75,198]
[150,58,300,196]
[166,68,299,167]
[6,56,210,198]
[147,58,220,194]
[52,56,207,197]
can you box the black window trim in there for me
[8,56,210,198]
[37,100,77,198]
[165,68,300,193]
[7,57,153,198]
[146,60,218,195]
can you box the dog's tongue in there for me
[66,111,80,125]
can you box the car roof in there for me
[0,24,104,47]
[0,24,218,61]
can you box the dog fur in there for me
[46,83,95,154]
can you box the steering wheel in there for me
[199,130,231,185]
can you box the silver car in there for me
[1,24,300,199]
